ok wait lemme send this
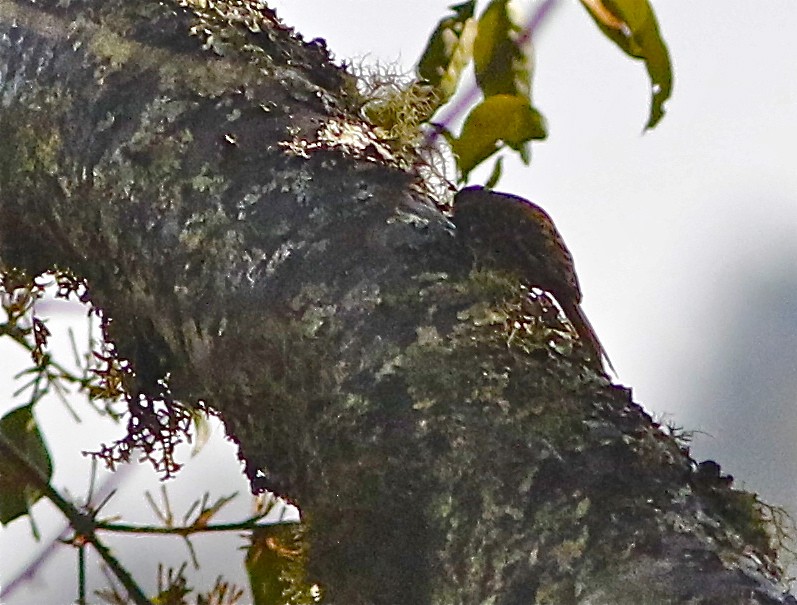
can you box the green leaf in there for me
[189,408,211,458]
[0,404,53,526]
[485,156,504,189]
[246,529,287,605]
[472,0,532,98]
[416,1,478,104]
[246,525,313,605]
[580,0,673,129]
[452,94,547,179]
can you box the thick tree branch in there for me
[0,1,793,603]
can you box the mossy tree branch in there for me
[0,1,792,603]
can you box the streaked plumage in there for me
[454,185,613,372]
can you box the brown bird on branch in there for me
[454,185,614,373]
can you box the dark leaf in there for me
[473,0,532,98]
[0,404,53,526]
[416,1,478,104]
[580,0,673,128]
[453,94,546,179]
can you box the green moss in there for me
[550,531,588,569]
[88,28,135,69]
[534,578,576,605]
[708,487,782,567]
[0,91,68,189]
[359,76,440,168]
[20,125,61,177]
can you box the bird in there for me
[454,185,614,373]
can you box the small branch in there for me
[0,431,152,605]
[7,327,94,391]
[95,517,295,536]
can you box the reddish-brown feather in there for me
[454,185,613,372]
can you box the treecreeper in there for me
[454,185,614,372]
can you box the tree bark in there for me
[0,1,793,603]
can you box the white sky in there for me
[2,1,796,602]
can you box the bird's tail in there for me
[561,300,616,375]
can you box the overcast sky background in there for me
[2,1,796,602]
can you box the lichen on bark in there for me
[0,1,793,604]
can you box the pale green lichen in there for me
[87,26,135,69]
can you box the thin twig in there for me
[0,432,152,605]
[425,0,560,146]
[95,516,293,536]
